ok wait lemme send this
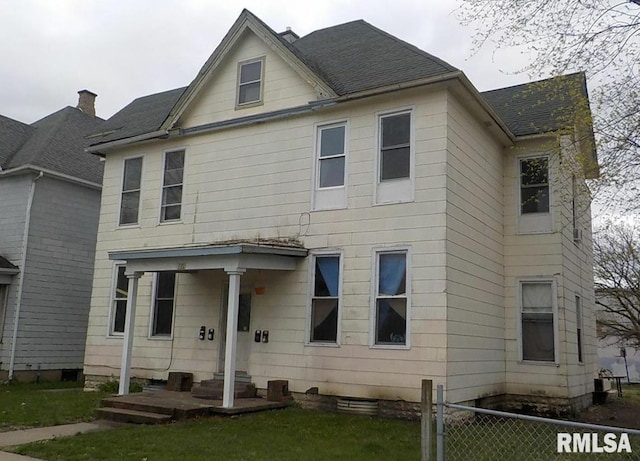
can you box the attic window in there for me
[237,58,264,107]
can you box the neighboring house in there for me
[596,291,640,382]
[0,91,103,382]
[83,10,598,415]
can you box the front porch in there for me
[97,390,290,424]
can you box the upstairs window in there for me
[151,272,176,337]
[160,150,184,222]
[318,124,346,188]
[237,58,264,106]
[309,254,341,344]
[520,157,549,214]
[119,157,142,225]
[380,112,411,181]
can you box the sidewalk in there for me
[0,421,117,461]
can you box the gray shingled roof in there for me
[481,72,589,137]
[1,107,104,184]
[0,254,17,270]
[89,15,589,148]
[293,20,459,96]
[93,87,186,145]
[0,115,34,166]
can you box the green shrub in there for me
[99,380,143,394]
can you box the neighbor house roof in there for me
[1,106,104,184]
[87,10,592,151]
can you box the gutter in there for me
[0,165,101,190]
[86,130,169,154]
[8,170,43,380]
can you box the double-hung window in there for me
[313,122,347,210]
[237,58,264,106]
[376,110,413,204]
[576,295,584,363]
[520,157,549,214]
[110,265,128,335]
[119,157,142,225]
[309,254,341,343]
[160,150,184,222]
[520,281,556,362]
[151,272,176,337]
[373,249,410,346]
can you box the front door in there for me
[218,291,252,374]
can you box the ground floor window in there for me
[373,249,409,346]
[151,272,176,337]
[110,265,128,335]
[309,254,341,343]
[520,280,556,362]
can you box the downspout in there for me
[8,171,43,380]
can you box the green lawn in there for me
[0,381,105,431]
[13,407,423,461]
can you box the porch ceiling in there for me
[108,242,308,273]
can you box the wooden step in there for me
[101,396,175,415]
[192,382,256,400]
[212,372,252,384]
[96,407,172,424]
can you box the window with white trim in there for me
[160,150,184,222]
[576,295,584,363]
[376,110,413,204]
[309,254,341,343]
[119,157,142,225]
[151,272,176,337]
[520,281,555,362]
[313,122,347,210]
[110,265,128,335]
[237,58,264,106]
[374,250,409,346]
[520,157,549,214]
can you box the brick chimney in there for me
[77,89,97,117]
[279,27,299,43]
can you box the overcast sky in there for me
[1,0,537,124]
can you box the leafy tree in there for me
[594,223,640,348]
[458,0,640,212]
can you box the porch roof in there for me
[0,255,18,283]
[108,241,308,273]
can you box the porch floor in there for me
[100,390,289,422]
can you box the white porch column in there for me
[119,271,142,395]
[223,268,245,408]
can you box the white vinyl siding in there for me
[119,156,142,226]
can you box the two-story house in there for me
[83,10,598,415]
[0,91,103,382]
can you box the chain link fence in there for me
[424,383,640,461]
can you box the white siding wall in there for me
[445,94,506,403]
[85,86,450,401]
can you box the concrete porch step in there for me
[95,407,172,425]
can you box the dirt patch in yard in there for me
[577,387,640,429]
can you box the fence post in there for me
[421,379,432,461]
[437,384,444,461]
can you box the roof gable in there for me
[161,9,337,131]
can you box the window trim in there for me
[117,155,143,227]
[236,56,265,109]
[149,272,178,340]
[374,107,415,205]
[370,246,411,349]
[158,149,186,224]
[516,153,553,234]
[107,262,127,338]
[305,250,343,347]
[311,119,349,211]
[517,278,559,365]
